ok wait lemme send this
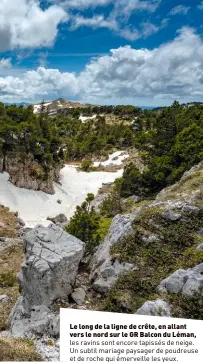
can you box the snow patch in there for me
[0,167,123,228]
[79,114,97,123]
[93,151,129,167]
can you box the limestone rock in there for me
[136,299,172,317]
[158,263,203,297]
[162,210,182,221]
[9,297,59,338]
[48,214,68,224]
[1,154,62,194]
[90,212,137,293]
[18,217,25,227]
[71,288,86,305]
[92,260,135,294]
[35,337,60,362]
[0,295,9,303]
[9,224,85,337]
[20,224,85,307]
[90,193,110,212]
[182,204,200,215]
[140,230,160,244]
[91,213,136,273]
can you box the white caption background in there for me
[60,309,203,362]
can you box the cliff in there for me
[0,153,61,194]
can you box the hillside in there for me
[33,98,90,116]
[1,101,203,360]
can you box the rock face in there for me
[0,154,61,194]
[136,299,172,317]
[158,263,203,297]
[71,288,86,305]
[92,260,135,294]
[9,224,85,338]
[90,213,136,293]
[50,214,68,224]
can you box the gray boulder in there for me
[9,224,85,337]
[18,217,25,227]
[162,210,182,221]
[91,213,136,273]
[158,263,203,297]
[90,193,109,212]
[196,243,203,250]
[182,204,200,215]
[136,299,172,317]
[71,288,86,305]
[90,213,137,293]
[0,295,9,303]
[49,214,68,224]
[9,297,59,338]
[92,260,135,294]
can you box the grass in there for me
[156,162,203,203]
[97,218,113,243]
[100,204,203,315]
[0,244,24,330]
[0,205,19,238]
[0,337,41,361]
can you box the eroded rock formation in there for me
[0,154,61,194]
[9,224,85,338]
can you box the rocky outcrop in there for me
[136,299,172,317]
[9,224,85,338]
[71,288,86,305]
[0,154,61,194]
[158,263,203,297]
[90,213,137,293]
[92,260,135,294]
[47,214,69,229]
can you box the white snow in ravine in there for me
[79,114,97,123]
[0,151,128,227]
[0,166,122,228]
[93,151,129,167]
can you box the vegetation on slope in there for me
[0,338,40,361]
[0,102,64,175]
[100,163,203,317]
[120,101,203,197]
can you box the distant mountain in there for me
[33,98,90,115]
[141,106,154,110]
[3,102,30,107]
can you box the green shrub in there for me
[66,194,100,253]
[80,160,93,172]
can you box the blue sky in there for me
[0,0,202,106]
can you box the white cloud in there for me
[118,28,140,41]
[48,0,162,41]
[78,27,203,102]
[141,23,159,38]
[0,58,12,69]
[113,0,161,19]
[198,1,203,10]
[0,67,78,101]
[1,27,202,106]
[71,15,118,31]
[0,0,67,51]
[169,5,190,16]
[50,0,160,12]
[49,0,111,9]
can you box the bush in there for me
[101,178,122,217]
[80,160,93,172]
[66,194,101,253]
